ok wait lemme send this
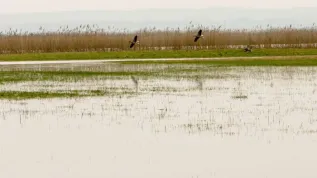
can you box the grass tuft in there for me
[0,90,134,100]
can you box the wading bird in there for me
[129,35,139,48]
[131,75,139,92]
[195,76,203,91]
[244,45,252,52]
[194,29,204,42]
[131,75,138,86]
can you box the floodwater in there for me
[0,63,317,178]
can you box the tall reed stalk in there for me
[1,24,317,54]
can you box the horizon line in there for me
[1,6,317,15]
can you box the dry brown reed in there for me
[1,23,317,54]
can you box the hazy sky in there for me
[2,0,317,14]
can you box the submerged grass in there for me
[0,71,157,83]
[0,66,237,84]
[0,90,134,100]
[1,48,317,61]
[1,57,317,84]
[119,58,317,66]
[0,91,91,100]
[1,56,317,99]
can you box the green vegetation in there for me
[0,71,160,83]
[1,54,317,100]
[1,48,317,61]
[119,58,317,66]
[0,57,317,85]
[0,90,97,100]
[0,90,134,100]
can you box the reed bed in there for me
[1,23,317,54]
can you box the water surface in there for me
[0,64,316,178]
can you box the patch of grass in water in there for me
[0,68,233,83]
[0,70,161,83]
[119,58,317,66]
[231,95,248,99]
[0,90,134,100]
[0,91,82,100]
[147,87,180,93]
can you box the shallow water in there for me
[0,65,317,178]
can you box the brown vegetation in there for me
[1,24,317,54]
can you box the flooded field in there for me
[0,62,317,178]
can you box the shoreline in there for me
[1,55,317,66]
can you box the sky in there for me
[2,0,317,14]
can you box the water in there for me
[0,64,317,178]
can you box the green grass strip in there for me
[1,48,317,61]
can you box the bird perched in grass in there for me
[194,29,204,42]
[244,45,253,52]
[129,35,140,48]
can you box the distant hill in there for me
[1,7,317,32]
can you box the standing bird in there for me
[194,29,204,42]
[195,76,203,92]
[130,75,139,92]
[129,35,140,48]
[244,45,253,52]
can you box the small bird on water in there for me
[194,29,204,42]
[129,35,140,48]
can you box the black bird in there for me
[129,35,139,48]
[244,45,253,52]
[194,29,204,42]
